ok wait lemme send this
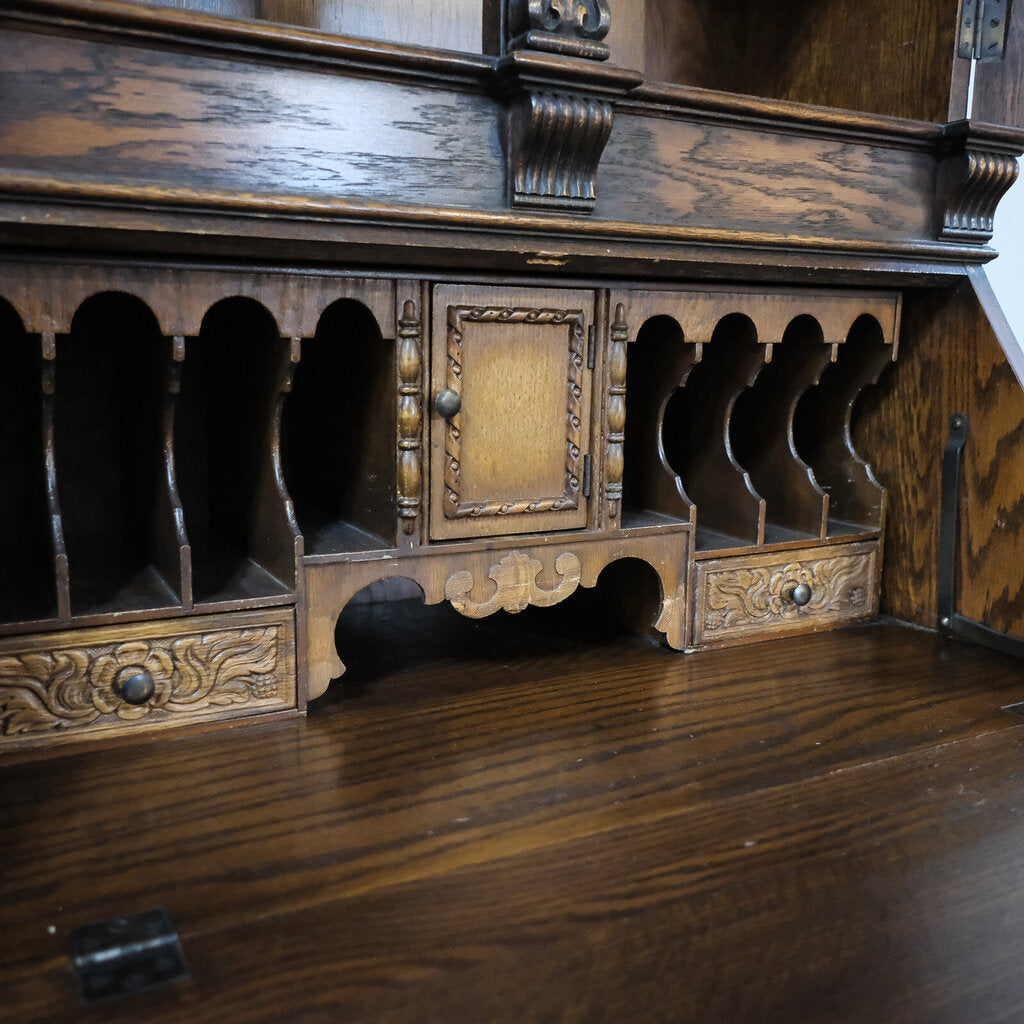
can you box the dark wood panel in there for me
[636,0,722,89]
[598,113,936,241]
[616,0,964,124]
[857,278,1024,636]
[0,30,504,208]
[0,24,954,259]
[675,0,963,124]
[30,725,1024,1024]
[3,603,1024,1022]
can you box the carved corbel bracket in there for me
[507,90,613,211]
[937,121,1024,244]
[495,0,640,213]
[497,51,641,214]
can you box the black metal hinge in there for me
[582,453,593,497]
[70,909,189,1003]
[959,0,1012,60]
[587,324,596,370]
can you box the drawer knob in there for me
[434,388,462,419]
[117,669,156,706]
[786,582,813,607]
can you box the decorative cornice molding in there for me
[0,174,999,275]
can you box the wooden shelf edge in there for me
[0,180,993,280]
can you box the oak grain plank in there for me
[8,701,1024,1023]
[857,280,1024,636]
[3,606,1024,1023]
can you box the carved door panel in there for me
[429,285,594,541]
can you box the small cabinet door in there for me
[429,284,594,540]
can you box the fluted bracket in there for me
[505,0,612,61]
[507,91,613,211]
[497,51,640,214]
[937,122,1023,244]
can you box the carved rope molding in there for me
[701,554,873,636]
[507,0,612,60]
[0,626,283,738]
[397,298,423,536]
[508,91,614,212]
[443,305,585,520]
[445,550,583,617]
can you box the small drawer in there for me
[0,608,296,751]
[691,541,879,649]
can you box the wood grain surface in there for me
[725,0,963,124]
[4,602,1024,1022]
[0,15,976,272]
[0,30,504,208]
[258,0,484,53]
[595,112,937,241]
[858,279,1024,637]
[602,0,964,124]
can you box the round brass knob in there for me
[434,388,461,419]
[117,669,155,706]
[786,582,813,607]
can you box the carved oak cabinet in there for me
[0,0,1022,753]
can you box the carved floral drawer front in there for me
[0,608,296,749]
[692,542,879,648]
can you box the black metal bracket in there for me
[938,412,968,632]
[69,908,189,1003]
[937,411,1024,659]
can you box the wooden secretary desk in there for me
[1,0,1024,754]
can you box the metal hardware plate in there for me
[960,0,1012,60]
[70,908,188,1003]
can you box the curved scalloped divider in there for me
[662,312,767,549]
[282,297,397,555]
[620,314,698,526]
[54,293,184,617]
[730,314,830,543]
[793,313,896,534]
[0,261,396,343]
[177,297,296,604]
[0,300,60,626]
